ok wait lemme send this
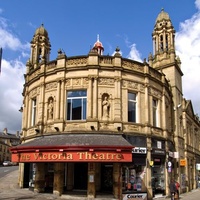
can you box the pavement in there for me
[0,168,200,200]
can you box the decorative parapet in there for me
[122,59,144,73]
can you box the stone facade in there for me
[11,9,200,200]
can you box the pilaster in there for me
[34,163,45,193]
[53,163,64,196]
[87,163,96,199]
[113,163,121,199]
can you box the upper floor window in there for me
[152,99,158,127]
[128,93,137,122]
[67,90,87,120]
[31,98,37,126]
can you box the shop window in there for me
[31,98,37,126]
[122,162,146,192]
[67,90,87,120]
[128,92,137,122]
[152,99,158,127]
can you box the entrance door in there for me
[23,163,30,188]
[101,164,113,192]
[74,163,88,190]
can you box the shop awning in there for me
[11,134,133,163]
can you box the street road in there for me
[0,165,18,179]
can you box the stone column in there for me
[113,163,121,200]
[55,80,61,119]
[88,76,93,119]
[53,163,64,196]
[146,137,153,199]
[60,79,65,120]
[93,77,98,119]
[34,163,45,193]
[87,163,96,199]
[19,163,25,188]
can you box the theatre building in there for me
[11,9,200,200]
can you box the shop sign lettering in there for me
[123,193,147,200]
[132,147,146,154]
[12,151,132,163]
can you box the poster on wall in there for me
[181,174,186,189]
[123,193,147,200]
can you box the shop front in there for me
[151,139,166,197]
[10,134,133,199]
[122,136,148,200]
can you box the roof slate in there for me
[18,134,133,148]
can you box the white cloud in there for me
[0,16,27,133]
[0,17,28,51]
[124,35,142,62]
[195,0,200,10]
[176,1,200,115]
[127,43,142,62]
[0,59,25,133]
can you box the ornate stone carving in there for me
[98,78,114,85]
[46,82,57,90]
[72,78,81,86]
[67,57,87,66]
[30,87,40,98]
[122,60,144,72]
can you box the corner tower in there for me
[30,24,51,68]
[150,9,184,173]
[150,9,183,101]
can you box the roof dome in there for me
[93,35,104,49]
[156,8,170,22]
[35,24,48,37]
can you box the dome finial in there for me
[97,34,100,42]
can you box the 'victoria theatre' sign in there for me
[12,151,132,163]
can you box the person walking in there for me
[169,179,177,200]
[175,180,180,199]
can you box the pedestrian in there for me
[169,179,176,200]
[175,180,180,198]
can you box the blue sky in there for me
[0,0,200,133]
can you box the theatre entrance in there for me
[101,164,113,193]
[74,163,88,190]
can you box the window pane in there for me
[72,99,81,120]
[67,90,87,120]
[153,99,157,126]
[128,93,136,122]
[83,98,87,119]
[128,93,136,100]
[68,90,87,97]
[128,101,136,122]
[67,100,71,120]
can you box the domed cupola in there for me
[30,24,51,68]
[156,8,170,22]
[92,35,104,55]
[152,8,175,65]
[35,24,48,37]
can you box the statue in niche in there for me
[48,98,54,120]
[102,94,110,119]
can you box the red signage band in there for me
[12,151,132,163]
